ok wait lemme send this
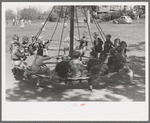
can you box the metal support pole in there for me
[69,6,74,59]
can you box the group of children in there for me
[10,34,50,75]
[55,33,134,86]
[10,32,134,88]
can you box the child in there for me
[28,36,39,55]
[93,32,103,58]
[86,51,101,90]
[100,34,114,58]
[55,56,71,78]
[77,31,88,57]
[116,47,133,84]
[11,43,27,75]
[119,41,128,57]
[69,51,83,78]
[10,35,20,53]
[114,38,121,50]
[100,49,121,76]
[100,48,134,84]
[21,36,30,56]
[31,48,52,87]
[63,33,79,50]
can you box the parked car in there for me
[113,16,132,24]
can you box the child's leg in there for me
[99,64,109,76]
[36,77,43,86]
[123,64,134,84]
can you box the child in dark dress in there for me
[86,51,101,90]
[93,32,103,58]
[100,34,114,58]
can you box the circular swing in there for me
[22,6,109,90]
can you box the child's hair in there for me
[73,51,81,59]
[22,36,29,44]
[61,56,71,61]
[120,41,127,47]
[90,51,98,58]
[93,32,99,37]
[106,34,111,38]
[13,35,19,41]
[117,47,124,53]
[109,49,116,56]
[114,38,120,44]
[37,49,43,56]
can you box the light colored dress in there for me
[69,59,83,78]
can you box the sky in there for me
[4,3,53,14]
[3,2,144,14]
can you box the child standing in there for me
[86,51,101,90]
[69,51,83,78]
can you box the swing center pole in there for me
[69,6,74,59]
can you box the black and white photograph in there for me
[2,2,149,121]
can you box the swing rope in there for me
[35,6,54,40]
[57,7,68,62]
[83,8,94,48]
[47,6,63,49]
[92,17,105,42]
[95,18,106,37]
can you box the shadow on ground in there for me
[6,55,145,102]
[127,42,145,52]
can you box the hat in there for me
[106,34,111,38]
[109,49,116,56]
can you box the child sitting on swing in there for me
[100,48,133,84]
[55,56,71,78]
[119,41,128,57]
[93,32,103,58]
[10,35,20,53]
[100,34,114,58]
[31,48,52,87]
[69,51,84,78]
[21,36,30,56]
[114,38,121,51]
[77,31,88,57]
[28,36,38,55]
[11,43,27,75]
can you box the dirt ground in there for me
[5,19,146,101]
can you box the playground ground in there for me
[4,19,146,102]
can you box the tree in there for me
[19,7,42,20]
[6,9,16,20]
